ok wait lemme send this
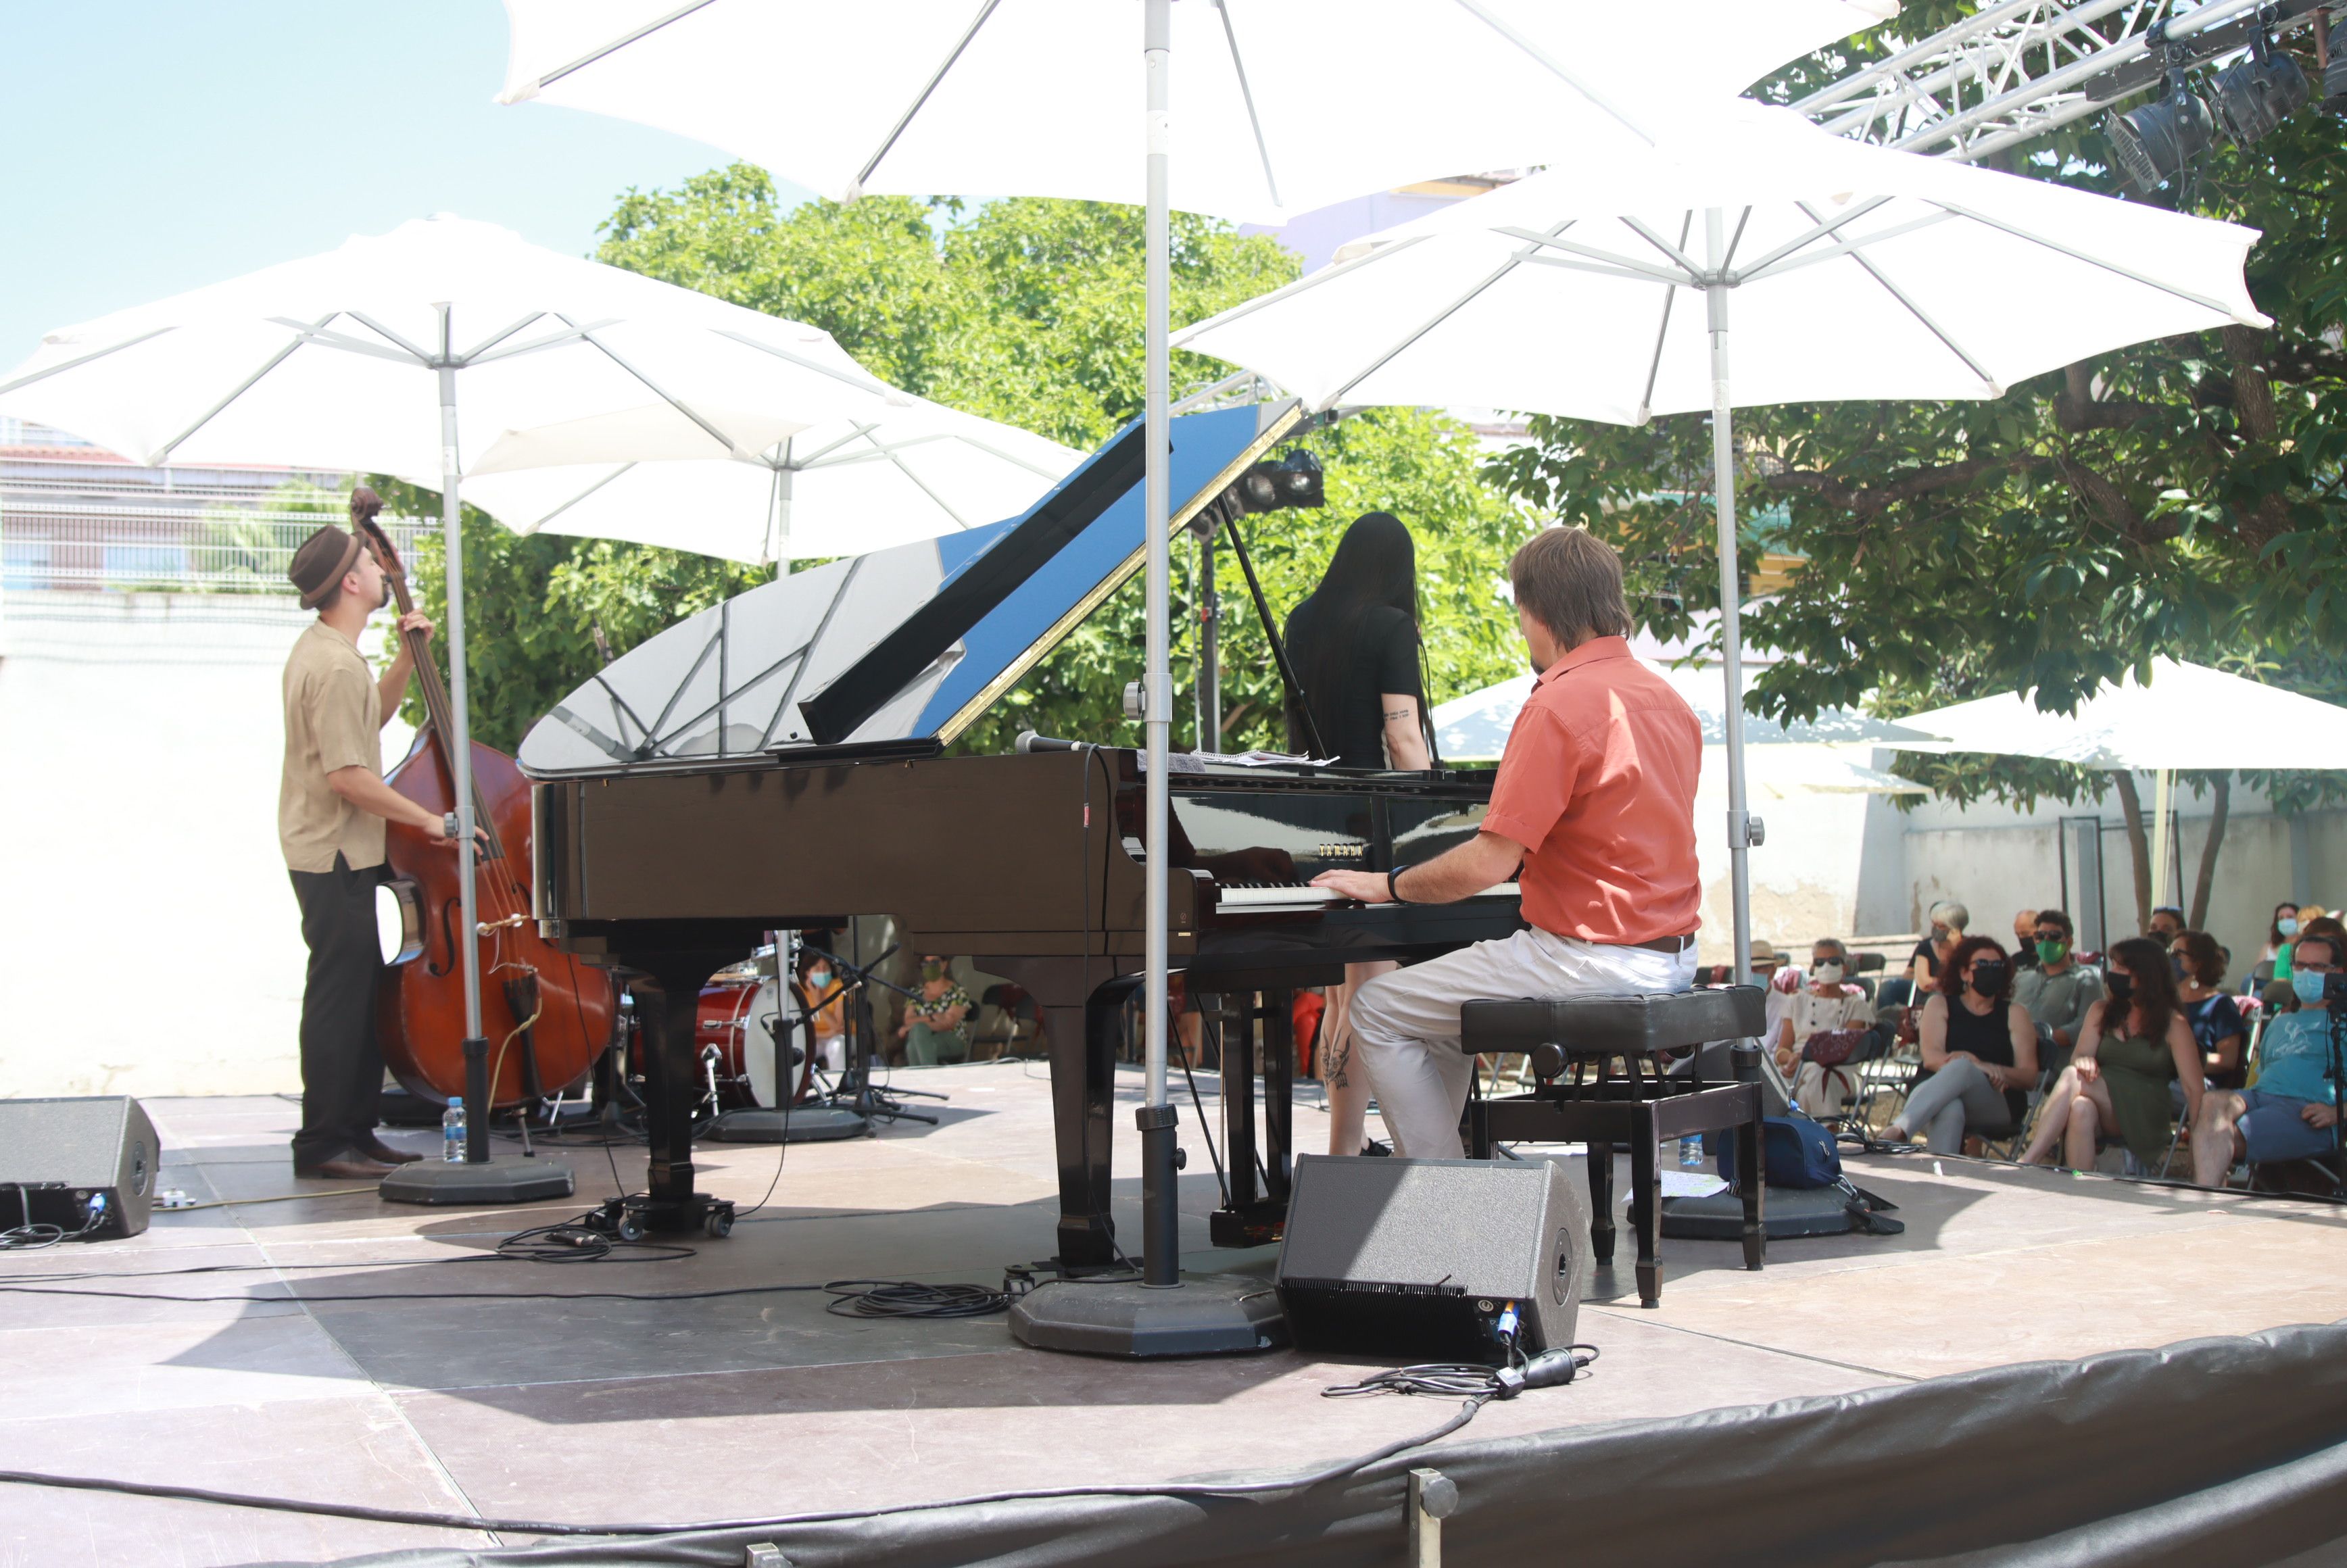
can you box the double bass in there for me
[352,490,615,1110]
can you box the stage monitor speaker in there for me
[0,1096,158,1241]
[1276,1154,1592,1365]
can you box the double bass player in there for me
[279,492,466,1179]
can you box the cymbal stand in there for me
[806,946,942,1127]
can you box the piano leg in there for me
[1222,996,1259,1215]
[616,954,737,1237]
[1262,989,1294,1208]
[990,959,1134,1271]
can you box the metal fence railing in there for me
[0,501,425,595]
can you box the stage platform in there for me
[4,1062,2346,1566]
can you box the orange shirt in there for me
[1480,637,1701,943]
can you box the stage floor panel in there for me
[2,1065,2341,1564]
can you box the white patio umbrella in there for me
[1897,658,2347,906]
[461,399,1080,564]
[0,214,937,1194]
[495,0,1895,1313]
[1176,99,2265,987]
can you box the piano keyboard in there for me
[1216,882,1520,910]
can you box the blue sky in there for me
[1,1,797,368]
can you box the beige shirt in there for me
[280,620,387,873]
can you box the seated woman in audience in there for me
[2021,937,2204,1175]
[2261,902,2300,971]
[2171,929,2247,1090]
[1906,901,1968,990]
[1777,939,1874,1117]
[1887,935,2037,1153]
[2192,932,2345,1187]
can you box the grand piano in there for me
[522,401,1525,1258]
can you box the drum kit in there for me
[693,957,804,1112]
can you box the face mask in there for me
[2279,917,2301,938]
[1968,962,2006,998]
[2104,971,2134,1009]
[921,962,946,982]
[2036,939,2066,965]
[1811,961,1845,985]
[2294,969,2332,1006]
[806,969,830,988]
[2171,954,2189,980]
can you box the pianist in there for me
[1308,526,1702,1158]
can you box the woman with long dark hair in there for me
[1886,934,2037,1154]
[2021,936,2205,1173]
[1282,512,1433,1154]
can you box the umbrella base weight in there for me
[1663,1185,1852,1240]
[1010,1273,1288,1358]
[708,1106,870,1144]
[379,1157,575,1207]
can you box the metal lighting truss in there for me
[1793,0,2340,163]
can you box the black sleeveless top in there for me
[1940,995,2029,1122]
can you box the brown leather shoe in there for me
[294,1157,397,1180]
[359,1138,424,1165]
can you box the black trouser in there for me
[289,854,385,1169]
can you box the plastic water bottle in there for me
[1678,1134,1706,1171]
[441,1097,466,1162]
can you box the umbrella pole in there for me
[437,360,492,1164]
[1138,0,1180,1290]
[1705,210,1756,988]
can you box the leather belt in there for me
[1592,933,1696,954]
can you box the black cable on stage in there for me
[0,1279,832,1306]
[822,1279,1009,1319]
[0,1388,1491,1538]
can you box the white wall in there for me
[0,592,408,1096]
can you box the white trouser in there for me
[1349,927,1699,1158]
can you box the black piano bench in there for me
[1461,986,1768,1310]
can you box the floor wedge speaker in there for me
[0,1096,159,1240]
[1276,1154,1593,1365]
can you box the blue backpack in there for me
[1710,1117,1842,1188]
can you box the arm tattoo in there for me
[1382,707,1412,722]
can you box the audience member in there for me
[1887,935,2037,1153]
[1908,900,1968,989]
[2275,905,2329,986]
[795,948,848,1075]
[2148,906,2186,942]
[898,954,974,1066]
[2013,908,2102,1071]
[1779,938,1874,1118]
[2012,908,2040,971]
[2171,930,2247,1089]
[2191,932,2344,1187]
[2260,902,2300,968]
[2021,937,2204,1175]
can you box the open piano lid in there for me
[517,401,1304,777]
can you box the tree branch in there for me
[2054,362,2165,432]
[1762,455,2027,518]
[2221,324,2279,443]
[2052,450,2169,541]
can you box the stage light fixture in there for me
[2109,62,2215,192]
[1231,448,1326,514]
[2212,25,2308,145]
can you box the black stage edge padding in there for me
[1276,1155,1592,1363]
[0,1096,156,1240]
[797,418,1148,745]
[298,1319,2347,1568]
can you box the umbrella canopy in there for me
[0,214,911,476]
[1433,664,1942,760]
[497,0,1896,225]
[462,400,1080,564]
[1174,100,2265,416]
[1176,99,2265,985]
[1896,658,2347,773]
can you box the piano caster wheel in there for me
[704,1206,735,1240]
[616,1213,646,1243]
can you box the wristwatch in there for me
[1386,866,1409,904]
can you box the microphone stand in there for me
[805,945,942,1127]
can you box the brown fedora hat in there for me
[289,525,366,610]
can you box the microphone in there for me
[1016,731,1084,753]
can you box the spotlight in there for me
[1229,448,1325,514]
[2109,63,2214,192]
[2212,25,2308,144]
[2327,13,2347,112]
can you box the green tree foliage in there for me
[397,168,1530,759]
[1489,13,2347,925]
